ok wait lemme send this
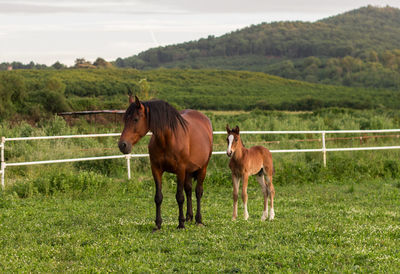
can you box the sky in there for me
[0,0,399,66]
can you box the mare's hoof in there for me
[196,222,205,227]
[186,216,193,222]
[177,224,185,229]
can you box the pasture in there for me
[1,109,400,272]
[1,178,399,272]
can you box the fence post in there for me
[322,132,326,167]
[1,137,5,190]
[126,154,131,180]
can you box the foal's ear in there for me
[226,124,231,133]
[233,125,240,134]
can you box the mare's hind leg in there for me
[256,174,269,221]
[176,170,186,229]
[184,172,193,222]
[195,166,207,225]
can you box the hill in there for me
[115,6,400,89]
[1,68,398,121]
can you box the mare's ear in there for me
[134,95,141,108]
[128,87,134,104]
[233,125,240,134]
[226,124,231,133]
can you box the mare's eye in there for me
[133,117,139,122]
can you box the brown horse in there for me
[119,95,213,230]
[226,125,275,221]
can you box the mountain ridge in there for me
[115,6,400,89]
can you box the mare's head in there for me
[118,95,149,154]
[226,124,241,157]
[119,95,188,154]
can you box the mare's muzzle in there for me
[118,140,132,154]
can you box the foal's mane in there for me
[125,99,188,136]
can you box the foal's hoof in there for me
[152,227,161,233]
[196,222,205,227]
[177,224,185,229]
[261,211,268,221]
[269,209,275,221]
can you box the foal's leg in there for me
[184,172,193,222]
[195,166,207,225]
[151,166,164,231]
[176,170,186,229]
[232,174,240,221]
[242,174,249,220]
[266,174,275,220]
[256,174,269,221]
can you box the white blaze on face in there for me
[227,134,234,155]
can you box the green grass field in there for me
[1,109,400,272]
[1,178,399,272]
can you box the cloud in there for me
[0,0,185,14]
[1,0,399,15]
[2,0,400,65]
[115,0,400,14]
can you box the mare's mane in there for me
[125,99,187,136]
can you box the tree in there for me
[367,50,379,63]
[0,73,27,119]
[51,61,66,70]
[74,58,96,69]
[93,57,113,68]
[138,78,153,100]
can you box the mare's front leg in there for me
[242,174,249,220]
[184,172,193,222]
[151,166,164,231]
[176,170,186,229]
[195,166,207,225]
[232,174,240,221]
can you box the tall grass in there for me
[1,108,400,197]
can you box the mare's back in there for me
[181,110,213,166]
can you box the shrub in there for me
[9,170,113,198]
[74,158,127,177]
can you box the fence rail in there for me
[2,129,400,189]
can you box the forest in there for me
[114,6,400,89]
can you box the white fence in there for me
[2,129,400,189]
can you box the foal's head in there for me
[226,124,241,157]
[118,95,149,154]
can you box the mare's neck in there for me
[152,128,177,149]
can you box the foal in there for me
[226,125,275,221]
